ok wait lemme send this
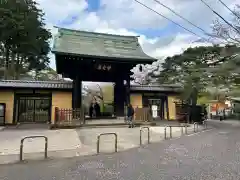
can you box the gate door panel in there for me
[17,95,51,123]
[0,103,6,125]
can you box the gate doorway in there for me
[148,99,164,120]
[15,94,51,123]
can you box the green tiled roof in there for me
[52,27,156,62]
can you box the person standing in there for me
[127,104,135,128]
[203,104,208,120]
[94,102,101,117]
[89,103,93,118]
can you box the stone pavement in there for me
[0,124,205,164]
[207,119,240,126]
[77,126,185,153]
[0,124,223,180]
[0,129,81,155]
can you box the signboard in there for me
[151,105,158,118]
[95,64,112,71]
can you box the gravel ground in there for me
[1,121,240,180]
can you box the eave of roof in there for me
[0,80,182,93]
[0,80,72,89]
[229,97,240,102]
[130,85,182,92]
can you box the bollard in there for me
[20,136,48,161]
[164,126,167,140]
[203,120,207,129]
[193,122,198,132]
[169,126,172,138]
[185,124,188,134]
[164,126,172,139]
[97,133,118,154]
[140,127,150,146]
[140,129,142,145]
[181,126,184,135]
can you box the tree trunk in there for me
[4,46,10,80]
[15,53,20,80]
[10,52,16,79]
[191,87,198,106]
[188,87,199,123]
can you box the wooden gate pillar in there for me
[114,79,125,117]
[165,96,170,120]
[125,77,131,105]
[72,75,82,109]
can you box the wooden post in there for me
[165,96,170,120]
[114,79,125,117]
[54,107,59,124]
[72,75,82,109]
[125,78,130,105]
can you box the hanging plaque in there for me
[95,64,112,71]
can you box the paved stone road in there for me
[0,125,196,164]
[1,121,240,179]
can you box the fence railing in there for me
[20,136,48,161]
[140,127,150,145]
[54,107,85,126]
[97,133,118,154]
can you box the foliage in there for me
[152,45,239,105]
[211,3,240,95]
[0,0,52,79]
[34,68,62,81]
[131,63,160,85]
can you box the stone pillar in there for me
[72,75,82,109]
[114,79,125,117]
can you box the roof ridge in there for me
[56,27,138,39]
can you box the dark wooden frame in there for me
[0,103,6,125]
[13,92,52,124]
[54,49,155,117]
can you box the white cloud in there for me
[151,33,213,58]
[36,0,237,73]
[36,0,88,25]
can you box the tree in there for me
[211,4,240,44]
[211,3,240,92]
[153,45,238,106]
[131,61,162,85]
[34,68,63,81]
[0,0,52,79]
[207,4,240,98]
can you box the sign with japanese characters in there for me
[95,64,112,71]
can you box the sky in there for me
[35,0,238,83]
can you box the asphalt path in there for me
[1,121,240,180]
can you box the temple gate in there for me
[52,27,155,117]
